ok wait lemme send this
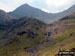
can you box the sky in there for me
[0,0,75,13]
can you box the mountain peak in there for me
[14,3,32,11]
[22,4,30,6]
[19,4,31,8]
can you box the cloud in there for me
[45,0,75,13]
[42,9,49,13]
[0,0,75,13]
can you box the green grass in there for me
[0,29,4,35]
[35,18,75,56]
[36,28,75,56]
[0,16,75,56]
[0,26,46,56]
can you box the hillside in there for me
[0,17,47,56]
[0,10,12,25]
[0,4,75,56]
[0,12,75,56]
[0,10,12,35]
[35,12,75,56]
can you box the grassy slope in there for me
[0,18,46,56]
[0,14,75,56]
[0,29,4,35]
[0,29,45,56]
[36,29,75,56]
[36,15,75,56]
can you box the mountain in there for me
[0,10,18,36]
[0,10,12,35]
[0,12,75,56]
[8,4,55,23]
[36,12,75,56]
[8,4,75,23]
[0,17,47,56]
[0,3,75,56]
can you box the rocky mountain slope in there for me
[0,17,47,56]
[0,12,75,56]
[36,12,75,56]
[0,3,75,56]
